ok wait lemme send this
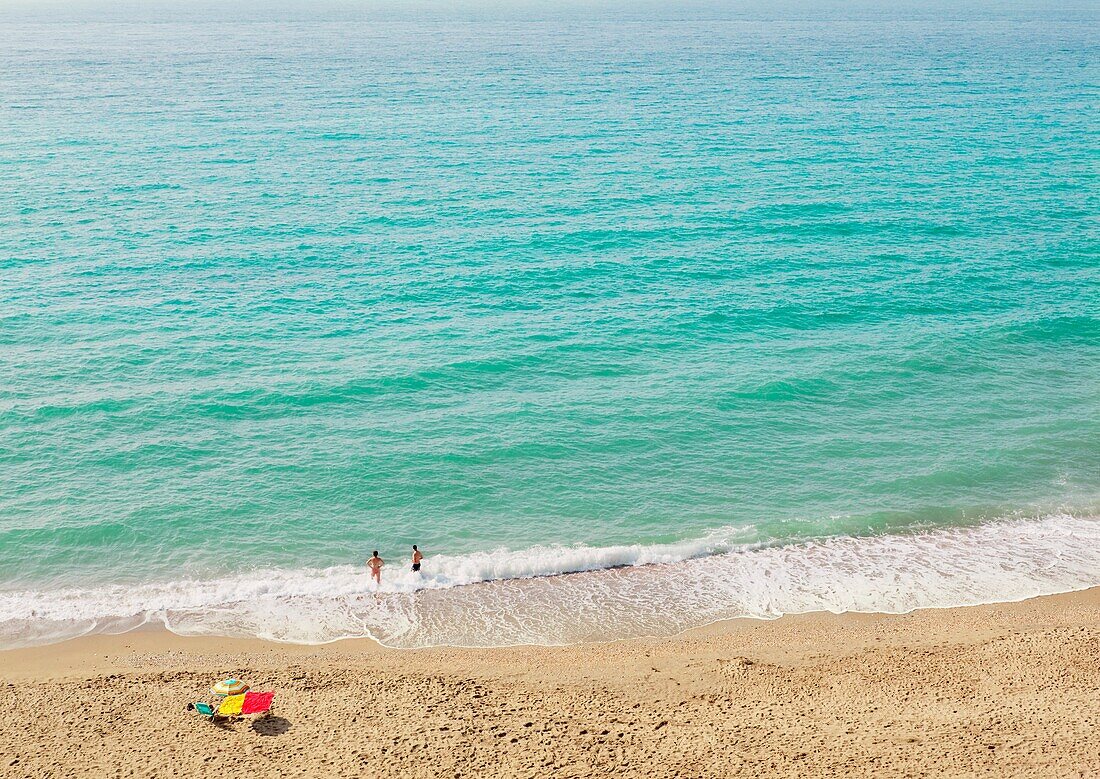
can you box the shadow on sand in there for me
[251,716,292,736]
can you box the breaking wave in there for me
[2,513,1099,649]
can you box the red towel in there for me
[240,691,275,715]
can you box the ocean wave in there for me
[2,513,1099,650]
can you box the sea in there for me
[0,0,1097,649]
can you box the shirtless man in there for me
[411,545,423,573]
[367,551,383,584]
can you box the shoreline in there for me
[5,575,1100,660]
[4,589,1100,777]
[6,511,1100,652]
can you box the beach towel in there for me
[189,690,275,721]
[217,694,245,716]
[241,691,275,715]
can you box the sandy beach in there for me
[3,589,1100,778]
[3,2,1097,777]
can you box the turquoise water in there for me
[1,2,1098,647]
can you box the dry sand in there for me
[3,589,1100,778]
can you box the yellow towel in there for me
[218,694,245,716]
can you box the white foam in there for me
[2,514,1099,649]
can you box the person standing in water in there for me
[367,551,384,585]
[411,545,423,573]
